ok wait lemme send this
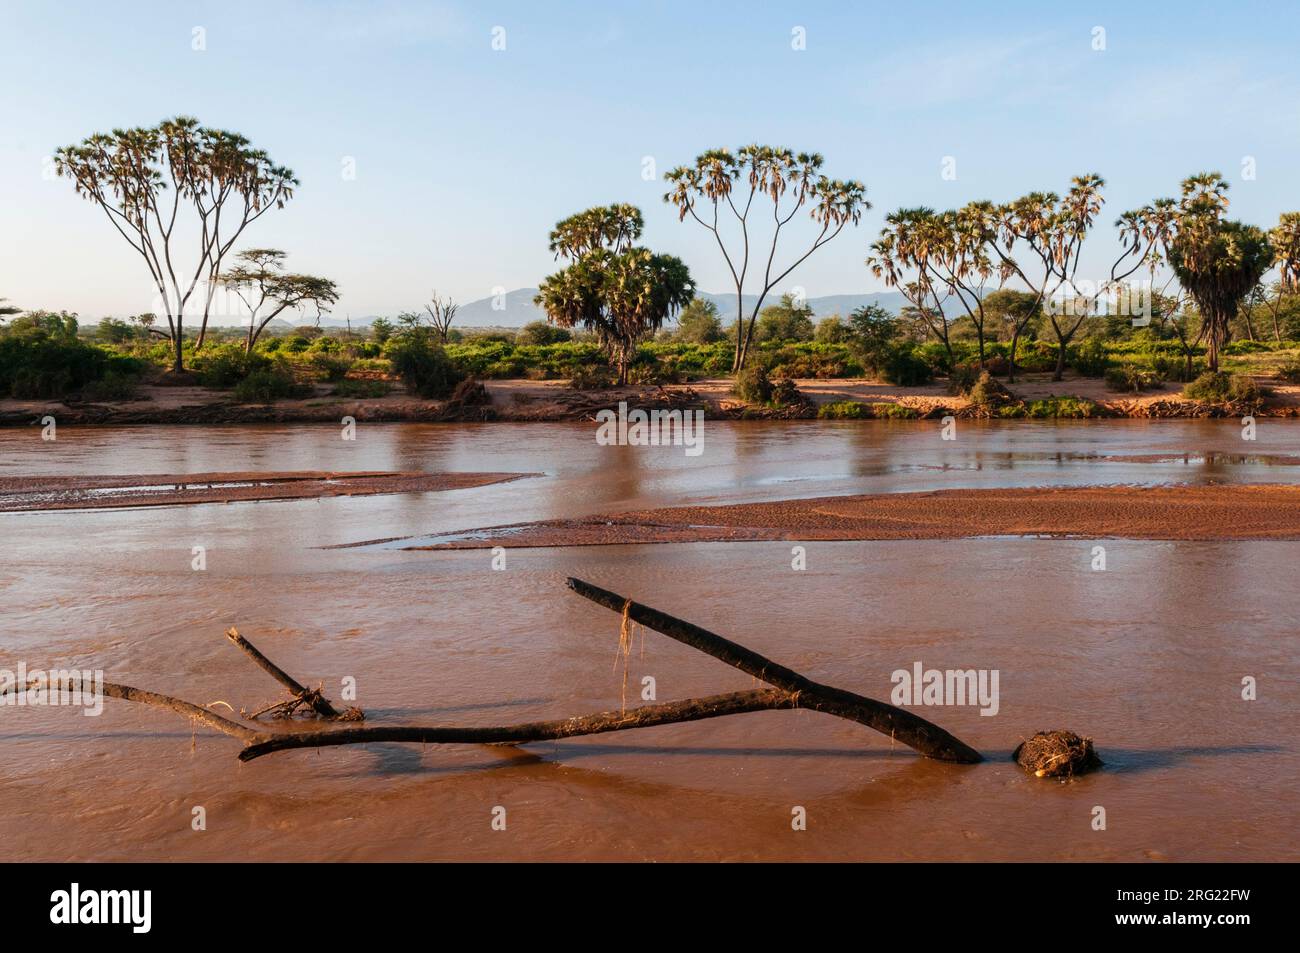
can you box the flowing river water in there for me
[1,419,1297,861]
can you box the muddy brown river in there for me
[1,420,1297,861]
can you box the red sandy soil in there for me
[0,471,534,512]
[388,484,1300,548]
[3,372,1299,424]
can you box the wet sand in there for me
[387,483,1300,548]
[0,470,534,512]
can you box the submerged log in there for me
[238,689,794,762]
[565,578,982,764]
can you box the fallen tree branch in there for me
[6,582,981,768]
[565,577,983,764]
[1,677,265,744]
[225,627,353,719]
[238,689,794,762]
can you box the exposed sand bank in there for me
[372,484,1300,548]
[0,470,534,512]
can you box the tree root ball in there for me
[1013,730,1102,778]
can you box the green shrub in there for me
[770,377,803,406]
[968,371,1012,409]
[1224,339,1272,355]
[1149,354,1202,382]
[1104,365,1162,393]
[192,344,268,388]
[349,357,392,375]
[232,367,312,403]
[1183,372,1260,404]
[387,336,465,398]
[914,342,956,375]
[767,343,851,379]
[0,312,107,397]
[732,364,774,403]
[880,348,933,386]
[1009,342,1057,373]
[331,378,390,398]
[307,352,352,381]
[517,321,571,345]
[1070,338,1109,377]
[817,400,870,419]
[569,364,615,389]
[81,371,140,401]
[947,362,980,395]
[1275,361,1300,384]
[873,402,919,419]
[1016,396,1104,418]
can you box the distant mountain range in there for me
[263,288,906,330]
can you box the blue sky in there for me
[2,0,1298,321]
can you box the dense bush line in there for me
[3,307,1298,406]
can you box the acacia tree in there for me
[424,292,459,343]
[54,117,297,372]
[218,249,339,352]
[535,204,692,384]
[663,145,867,371]
[0,299,19,321]
[1116,173,1273,372]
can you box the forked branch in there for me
[8,581,982,767]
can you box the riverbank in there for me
[362,483,1300,548]
[2,373,1298,425]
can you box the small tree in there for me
[54,117,297,372]
[664,146,867,370]
[218,249,339,352]
[755,293,815,342]
[370,317,394,344]
[517,320,571,345]
[535,204,693,384]
[981,289,1041,344]
[846,302,902,372]
[424,291,459,343]
[675,298,724,343]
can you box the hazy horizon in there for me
[3,0,1299,323]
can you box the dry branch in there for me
[1,677,265,744]
[565,577,983,764]
[225,627,351,719]
[238,689,794,762]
